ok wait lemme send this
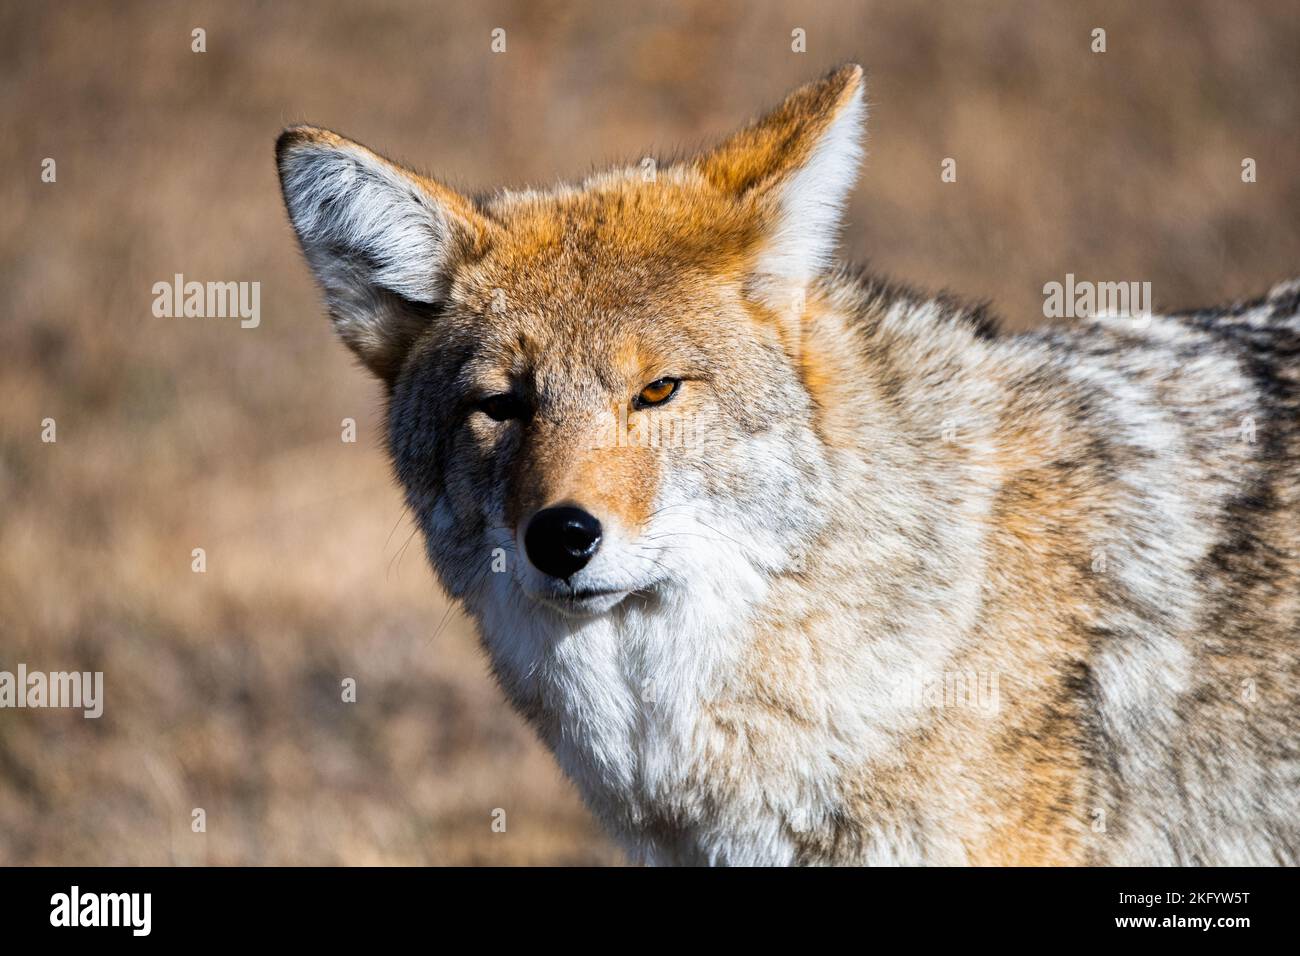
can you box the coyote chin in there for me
[276,66,1300,865]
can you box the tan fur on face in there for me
[505,411,659,534]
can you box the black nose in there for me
[524,506,603,580]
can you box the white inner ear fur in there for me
[280,142,450,304]
[754,86,866,287]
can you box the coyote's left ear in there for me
[276,127,492,383]
[695,64,865,288]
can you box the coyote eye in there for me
[476,394,525,422]
[634,378,680,409]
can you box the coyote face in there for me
[275,68,863,625]
[277,66,1300,866]
[382,193,826,620]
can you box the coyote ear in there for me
[695,65,865,289]
[276,127,490,382]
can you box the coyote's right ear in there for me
[276,127,491,382]
[695,65,865,292]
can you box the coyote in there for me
[276,66,1300,865]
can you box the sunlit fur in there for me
[278,66,1300,865]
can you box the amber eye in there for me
[476,394,525,422]
[634,377,681,409]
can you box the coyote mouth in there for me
[569,587,622,600]
[520,579,640,618]
[539,587,631,617]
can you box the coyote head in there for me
[276,66,864,626]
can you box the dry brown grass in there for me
[1,0,1297,864]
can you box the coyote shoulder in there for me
[277,65,1300,865]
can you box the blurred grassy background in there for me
[1,0,1297,864]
